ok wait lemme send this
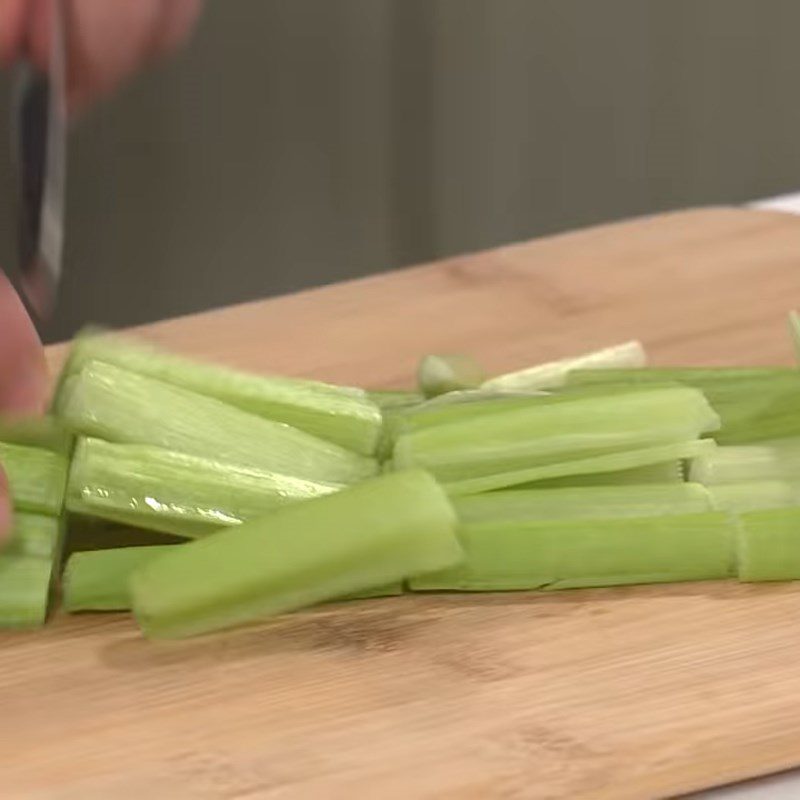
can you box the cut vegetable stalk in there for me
[4,513,61,559]
[568,367,800,444]
[385,390,549,445]
[444,438,716,496]
[0,514,61,628]
[130,469,461,638]
[393,386,719,485]
[738,506,800,581]
[0,416,72,454]
[67,437,342,539]
[64,545,403,612]
[57,361,377,485]
[411,512,734,592]
[367,390,423,409]
[708,481,800,514]
[531,459,684,488]
[64,546,176,611]
[377,391,526,463]
[482,341,646,392]
[0,558,55,628]
[379,388,561,467]
[417,354,486,398]
[452,483,713,525]
[0,441,69,515]
[55,329,383,455]
[689,439,800,485]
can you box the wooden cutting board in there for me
[6,207,800,800]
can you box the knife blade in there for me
[11,0,67,320]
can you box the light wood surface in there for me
[7,207,800,799]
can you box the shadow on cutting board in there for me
[92,580,794,673]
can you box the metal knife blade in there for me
[11,0,67,319]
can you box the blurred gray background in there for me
[2,0,800,343]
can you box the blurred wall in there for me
[1,0,800,342]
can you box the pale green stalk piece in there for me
[0,557,54,628]
[689,439,800,485]
[64,546,175,611]
[0,416,72,454]
[4,514,61,559]
[708,481,800,514]
[482,341,646,392]
[0,441,68,515]
[57,361,377,485]
[131,469,461,639]
[418,354,486,398]
[389,390,551,440]
[376,402,424,463]
[533,459,684,488]
[55,329,383,455]
[411,512,734,592]
[64,545,402,612]
[445,439,716,496]
[568,367,800,444]
[378,389,538,462]
[393,393,686,488]
[0,428,66,628]
[368,390,423,410]
[569,367,793,386]
[394,386,719,484]
[452,483,713,525]
[67,437,342,539]
[738,506,800,581]
[0,514,61,628]
[381,388,560,464]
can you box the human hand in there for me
[0,0,202,543]
[0,275,48,545]
[0,1,201,542]
[0,0,202,113]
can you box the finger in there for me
[0,0,28,65]
[0,273,47,415]
[146,0,202,60]
[0,467,12,548]
[28,0,160,112]
[26,0,189,114]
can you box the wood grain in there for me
[7,206,800,799]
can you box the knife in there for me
[10,0,67,320]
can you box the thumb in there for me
[0,466,12,548]
[0,272,47,416]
